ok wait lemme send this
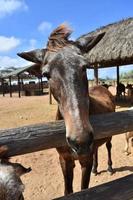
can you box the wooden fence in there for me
[0,110,133,199]
[55,174,133,200]
[0,110,132,157]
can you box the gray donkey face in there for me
[0,165,24,200]
[0,147,31,200]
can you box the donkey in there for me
[124,131,133,155]
[0,146,31,200]
[116,82,126,98]
[17,24,115,195]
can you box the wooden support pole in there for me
[116,65,120,86]
[9,76,12,97]
[2,78,5,97]
[21,78,24,91]
[40,76,43,94]
[94,66,98,85]
[18,75,21,98]
[116,66,120,96]
[49,84,52,104]
[0,110,132,157]
[38,77,41,91]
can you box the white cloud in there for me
[0,36,21,52]
[0,55,31,69]
[38,21,52,33]
[0,38,39,70]
[0,0,28,18]
[28,39,37,50]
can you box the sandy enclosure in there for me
[0,88,133,200]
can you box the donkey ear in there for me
[11,162,32,177]
[76,32,105,53]
[17,48,46,64]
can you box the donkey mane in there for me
[46,24,74,51]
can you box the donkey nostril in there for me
[66,137,70,144]
[66,137,72,147]
[66,137,79,152]
[67,133,94,155]
[67,137,75,147]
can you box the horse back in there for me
[89,85,115,115]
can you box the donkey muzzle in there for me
[67,132,94,155]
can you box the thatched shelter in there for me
[1,64,43,97]
[77,17,133,85]
[2,64,41,79]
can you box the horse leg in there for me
[92,147,98,175]
[106,138,113,174]
[57,148,75,195]
[56,109,75,195]
[131,138,133,147]
[79,154,93,190]
[124,132,131,155]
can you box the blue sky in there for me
[0,0,133,78]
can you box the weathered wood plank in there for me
[0,110,132,157]
[54,174,133,200]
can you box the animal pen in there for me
[0,64,46,98]
[80,18,133,87]
[0,110,133,199]
[48,18,133,104]
[0,18,133,104]
[0,18,133,199]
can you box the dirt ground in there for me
[0,87,133,200]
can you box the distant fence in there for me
[0,82,48,95]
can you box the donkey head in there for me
[0,146,31,200]
[17,24,105,155]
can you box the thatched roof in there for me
[2,64,41,79]
[78,18,133,68]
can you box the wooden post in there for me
[18,75,21,98]
[2,78,5,97]
[38,77,40,91]
[9,77,12,97]
[40,77,43,94]
[94,66,98,85]
[49,84,52,104]
[21,78,24,92]
[116,66,120,86]
[116,66,120,96]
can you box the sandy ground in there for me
[0,88,133,200]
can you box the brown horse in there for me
[17,24,115,195]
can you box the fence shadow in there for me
[97,165,133,175]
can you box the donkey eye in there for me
[42,64,50,79]
[43,72,50,79]
[81,65,87,73]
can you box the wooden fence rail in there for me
[0,110,133,157]
[55,174,133,200]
